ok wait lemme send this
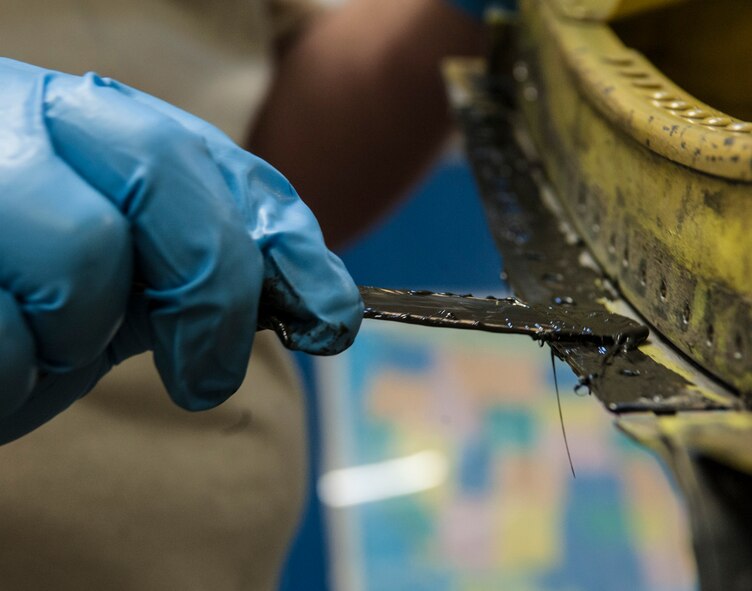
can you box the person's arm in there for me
[248,0,486,248]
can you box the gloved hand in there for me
[445,0,517,20]
[0,58,363,443]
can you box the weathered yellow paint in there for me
[528,0,752,180]
[617,412,752,474]
[549,0,690,21]
[517,0,752,392]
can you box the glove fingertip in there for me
[151,316,255,410]
[159,358,248,412]
[150,284,260,412]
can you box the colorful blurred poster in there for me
[317,321,696,591]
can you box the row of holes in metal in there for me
[577,193,745,360]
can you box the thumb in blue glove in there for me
[0,58,363,443]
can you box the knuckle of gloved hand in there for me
[37,202,132,360]
[126,113,205,170]
[54,200,130,291]
[0,293,36,413]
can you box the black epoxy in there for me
[257,277,354,355]
[453,66,733,413]
[360,286,648,346]
[575,375,594,396]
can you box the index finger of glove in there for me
[240,163,364,355]
[42,73,264,410]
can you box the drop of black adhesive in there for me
[553,296,576,306]
[542,272,565,284]
[524,250,545,261]
[551,349,576,479]
[574,374,596,396]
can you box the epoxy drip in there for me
[551,348,576,478]
[360,286,649,347]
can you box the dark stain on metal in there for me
[702,188,724,215]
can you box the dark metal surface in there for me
[446,59,738,414]
[445,55,752,590]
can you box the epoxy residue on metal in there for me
[360,286,648,346]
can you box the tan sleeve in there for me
[0,333,307,591]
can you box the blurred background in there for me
[280,148,698,591]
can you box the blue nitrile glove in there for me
[0,58,363,443]
[445,0,517,20]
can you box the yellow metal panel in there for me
[549,0,690,21]
[516,0,752,392]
